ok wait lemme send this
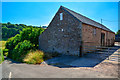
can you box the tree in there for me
[7,24,17,28]
[2,22,25,38]
[7,22,11,25]
[2,26,8,38]
[116,30,120,35]
[5,27,45,62]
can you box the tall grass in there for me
[23,50,60,64]
[0,41,6,50]
[0,48,4,64]
[0,41,6,64]
[23,50,44,64]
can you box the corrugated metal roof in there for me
[61,6,114,33]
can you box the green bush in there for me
[2,22,26,38]
[5,27,45,62]
[3,49,9,56]
[5,37,15,50]
[20,28,44,48]
[11,40,35,62]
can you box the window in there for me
[61,29,63,31]
[93,28,96,35]
[60,13,63,20]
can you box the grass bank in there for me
[0,48,4,64]
[0,41,7,64]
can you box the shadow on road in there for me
[4,57,24,64]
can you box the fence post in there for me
[108,48,109,60]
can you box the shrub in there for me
[3,49,9,56]
[5,37,15,50]
[20,27,44,48]
[23,50,44,64]
[11,40,35,62]
[23,50,60,64]
[5,27,45,62]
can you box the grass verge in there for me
[24,50,44,64]
[0,48,4,64]
[0,41,6,64]
[23,50,60,64]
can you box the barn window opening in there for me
[93,28,96,35]
[62,29,63,31]
[67,51,69,53]
[60,13,63,20]
[53,48,54,51]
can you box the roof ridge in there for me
[62,6,105,26]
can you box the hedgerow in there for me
[4,27,45,62]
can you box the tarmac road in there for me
[1,58,117,78]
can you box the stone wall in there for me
[82,23,101,46]
[82,23,115,53]
[39,7,82,56]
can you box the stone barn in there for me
[39,6,115,56]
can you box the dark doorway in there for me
[79,45,82,57]
[101,33,105,46]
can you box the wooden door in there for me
[101,33,105,46]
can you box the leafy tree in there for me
[5,27,45,62]
[2,23,26,38]
[7,24,17,28]
[7,22,11,25]
[2,22,45,39]
[2,26,8,38]
[116,30,120,35]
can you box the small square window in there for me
[61,29,63,31]
[60,13,63,20]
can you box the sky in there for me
[2,2,119,33]
[2,0,119,2]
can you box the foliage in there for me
[5,27,45,62]
[0,41,6,50]
[2,22,23,38]
[23,50,44,64]
[11,40,35,61]
[116,30,120,35]
[2,22,46,39]
[23,50,60,64]
[3,49,8,57]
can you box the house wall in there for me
[39,7,82,56]
[107,31,115,46]
[82,23,115,53]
